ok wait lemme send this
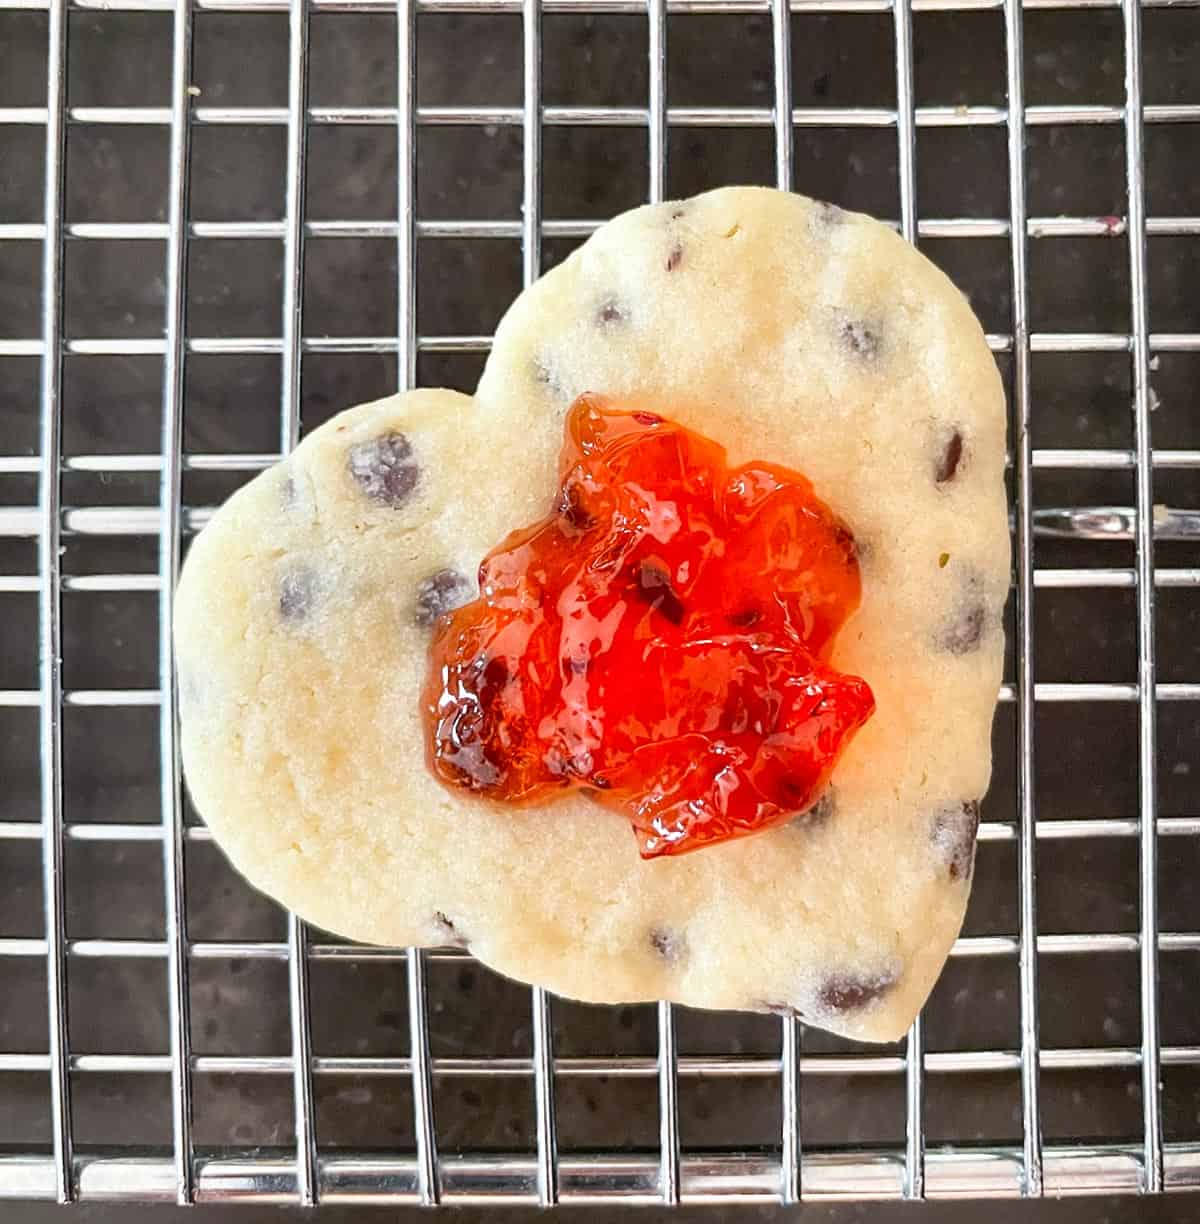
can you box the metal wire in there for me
[768,0,800,1205]
[1003,0,1044,1197]
[35,0,72,1202]
[1121,0,1165,1195]
[889,0,924,1199]
[1,0,1199,13]
[156,0,198,1203]
[6,99,1200,127]
[392,0,442,1204]
[6,327,1200,361]
[643,5,682,1206]
[3,0,1200,1206]
[518,0,561,1206]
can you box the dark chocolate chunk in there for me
[279,569,314,621]
[666,242,684,272]
[347,431,419,507]
[415,568,473,628]
[557,746,595,779]
[559,481,596,532]
[438,654,516,788]
[934,567,990,655]
[935,429,965,484]
[634,559,686,626]
[931,800,981,881]
[459,652,511,706]
[432,911,468,949]
[532,355,568,400]
[443,737,502,789]
[776,774,816,809]
[840,318,881,360]
[597,298,628,327]
[482,655,511,691]
[649,927,685,963]
[936,599,986,655]
[817,968,897,1013]
[793,787,836,829]
[833,523,858,563]
[727,606,762,628]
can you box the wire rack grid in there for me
[1,0,1199,1208]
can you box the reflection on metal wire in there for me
[1034,506,1200,541]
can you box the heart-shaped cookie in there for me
[175,187,1009,1041]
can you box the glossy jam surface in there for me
[423,396,875,858]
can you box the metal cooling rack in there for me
[1,0,1199,1207]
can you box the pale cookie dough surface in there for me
[175,187,1010,1042]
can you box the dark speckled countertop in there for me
[1,1,1199,1218]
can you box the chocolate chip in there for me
[432,911,468,949]
[666,242,684,272]
[840,318,881,360]
[460,651,511,703]
[482,656,511,691]
[532,355,567,400]
[931,800,981,881]
[935,429,965,484]
[347,431,419,507]
[813,199,844,226]
[442,738,502,789]
[833,523,859,564]
[649,928,685,963]
[727,607,762,628]
[279,569,314,621]
[793,787,836,829]
[777,775,815,809]
[598,299,628,327]
[634,559,686,626]
[436,654,517,789]
[459,652,512,708]
[550,745,595,780]
[937,599,986,655]
[415,568,473,628]
[817,969,896,1013]
[559,482,596,532]
[669,205,688,220]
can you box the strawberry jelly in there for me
[423,395,875,858]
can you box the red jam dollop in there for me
[423,395,875,858]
